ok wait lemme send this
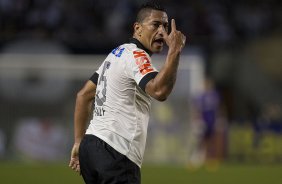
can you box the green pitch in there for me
[0,162,281,184]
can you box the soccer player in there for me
[69,2,186,184]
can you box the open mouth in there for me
[154,38,164,46]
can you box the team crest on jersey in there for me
[133,50,154,75]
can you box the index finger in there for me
[171,19,176,32]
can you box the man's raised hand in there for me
[162,19,186,53]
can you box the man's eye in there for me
[153,23,159,28]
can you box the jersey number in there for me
[95,61,111,106]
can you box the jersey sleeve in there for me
[89,72,99,85]
[127,49,158,92]
[89,62,104,85]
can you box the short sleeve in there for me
[128,49,158,92]
[89,61,104,85]
[89,72,99,85]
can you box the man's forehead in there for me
[144,10,168,23]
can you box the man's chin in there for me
[152,46,163,53]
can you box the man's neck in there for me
[129,37,153,56]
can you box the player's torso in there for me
[92,43,152,139]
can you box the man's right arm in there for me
[145,19,186,101]
[145,51,180,101]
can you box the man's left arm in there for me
[69,80,96,173]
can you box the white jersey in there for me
[86,39,158,168]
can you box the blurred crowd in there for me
[0,0,281,54]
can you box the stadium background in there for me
[0,0,281,183]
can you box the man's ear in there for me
[134,22,142,37]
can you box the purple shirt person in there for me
[196,78,220,139]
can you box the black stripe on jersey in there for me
[138,71,158,92]
[89,72,99,85]
[128,38,152,56]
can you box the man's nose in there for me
[158,25,166,35]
